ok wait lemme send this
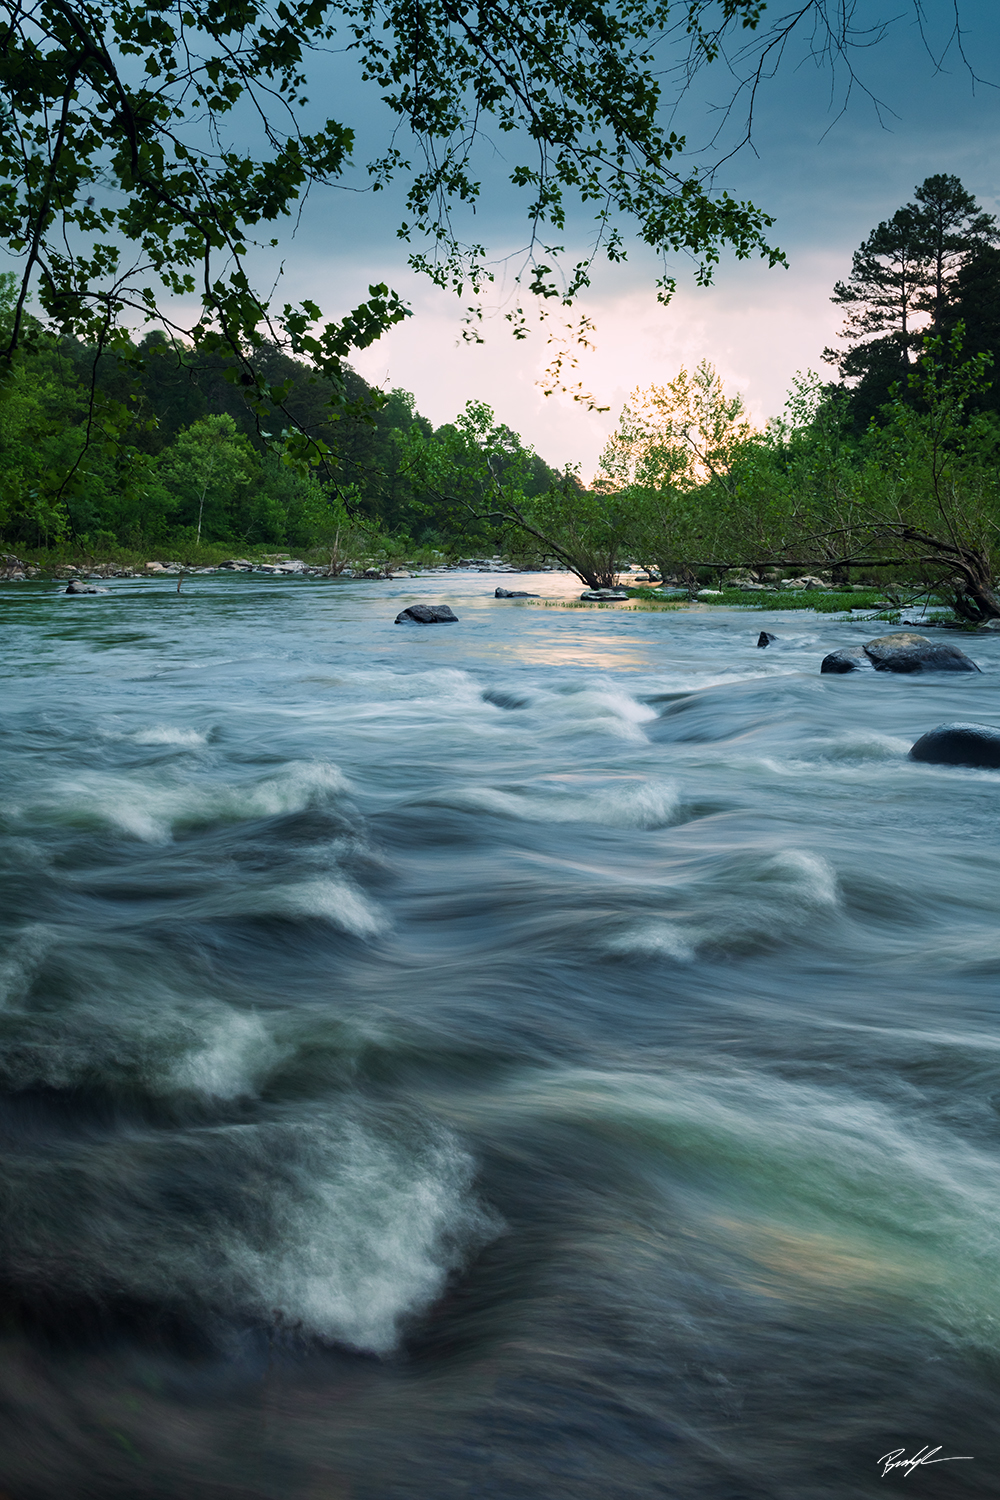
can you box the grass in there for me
[529,589,942,625]
[625,586,901,612]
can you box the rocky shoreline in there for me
[0,552,559,582]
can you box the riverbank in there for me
[0,546,562,582]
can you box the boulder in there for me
[145,561,166,572]
[820,646,874,674]
[580,588,628,601]
[65,579,105,595]
[696,588,723,598]
[495,587,539,598]
[910,723,1000,768]
[821,630,980,674]
[757,631,778,648]
[863,631,979,673]
[395,604,458,624]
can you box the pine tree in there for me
[826,176,998,426]
[944,245,1000,414]
[826,206,929,377]
[911,174,998,331]
[824,207,929,427]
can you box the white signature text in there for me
[878,1446,973,1479]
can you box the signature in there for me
[878,1446,973,1479]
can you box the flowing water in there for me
[2,572,999,1499]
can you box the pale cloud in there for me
[345,249,848,479]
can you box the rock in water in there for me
[821,631,979,674]
[65,579,105,595]
[820,646,874,673]
[863,631,979,673]
[580,589,628,601]
[395,604,459,624]
[495,587,540,598]
[757,631,778,648]
[909,723,1000,768]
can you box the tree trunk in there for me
[951,565,1000,622]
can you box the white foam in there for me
[604,848,839,960]
[444,777,682,830]
[170,1009,287,1100]
[530,683,657,741]
[239,1117,500,1354]
[13,760,350,843]
[36,1107,500,1357]
[818,730,912,763]
[256,877,387,937]
[606,921,697,962]
[0,924,56,1009]
[131,725,209,748]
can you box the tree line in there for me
[0,274,556,558]
[4,172,1000,624]
[400,174,1000,622]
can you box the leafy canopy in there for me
[2,0,884,441]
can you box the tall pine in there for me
[912,174,997,330]
[825,175,997,427]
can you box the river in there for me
[1,570,998,1498]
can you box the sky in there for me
[12,1,1000,480]
[260,0,1000,479]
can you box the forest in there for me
[3,173,1000,620]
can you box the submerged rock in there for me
[910,722,1000,768]
[580,588,628,601]
[395,604,459,624]
[863,631,979,673]
[495,587,540,598]
[757,631,778,648]
[64,579,106,595]
[820,646,874,673]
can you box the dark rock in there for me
[395,604,459,624]
[863,631,979,673]
[495,587,540,598]
[64,579,105,595]
[910,722,1000,768]
[820,646,874,674]
[580,588,628,601]
[757,631,778,648]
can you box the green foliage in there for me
[401,398,629,588]
[0,300,468,553]
[595,360,754,578]
[0,0,786,454]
